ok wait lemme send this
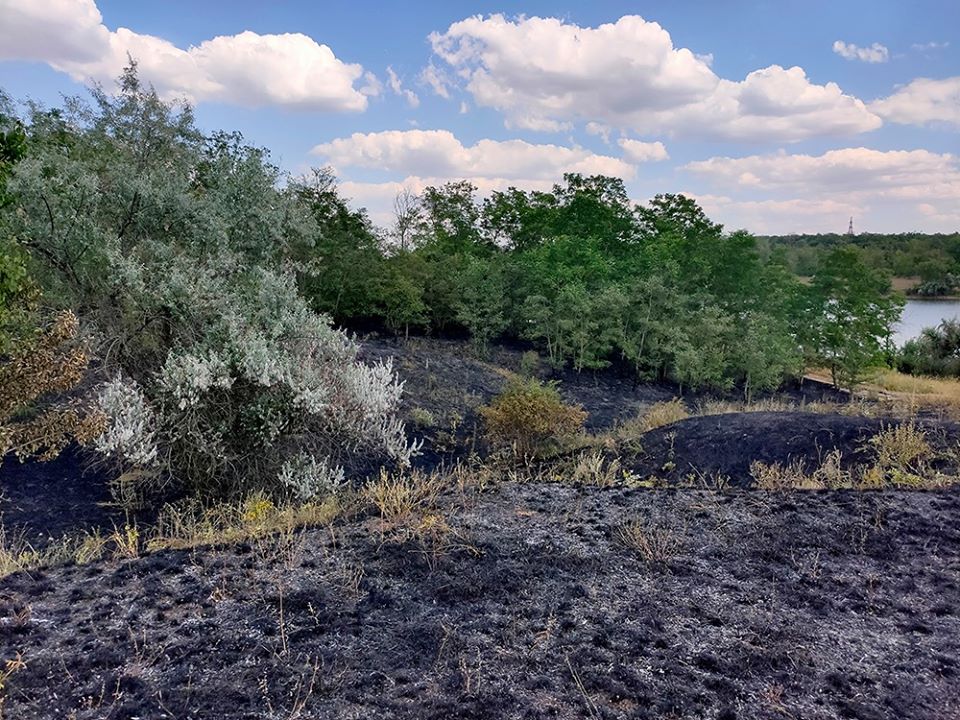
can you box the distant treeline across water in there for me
[761,232,960,280]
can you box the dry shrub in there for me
[0,311,105,466]
[479,378,586,459]
[638,399,689,432]
[615,519,683,563]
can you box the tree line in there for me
[766,232,960,294]
[1,66,904,419]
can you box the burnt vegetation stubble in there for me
[1,337,959,719]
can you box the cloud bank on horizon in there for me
[0,0,957,234]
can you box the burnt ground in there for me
[2,483,959,719]
[359,336,847,468]
[624,412,960,486]
[1,336,957,545]
[0,450,127,549]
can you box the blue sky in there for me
[1,0,958,233]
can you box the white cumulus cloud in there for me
[419,63,452,99]
[618,139,669,162]
[386,66,420,108]
[311,129,636,181]
[428,14,881,141]
[870,76,960,127]
[832,40,889,63]
[314,129,641,228]
[683,147,960,233]
[0,0,372,111]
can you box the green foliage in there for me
[800,247,904,390]
[357,180,811,394]
[293,167,384,321]
[0,240,35,353]
[380,258,428,337]
[766,231,960,281]
[454,255,508,353]
[1,66,417,501]
[909,274,959,298]
[0,94,27,209]
[479,377,587,458]
[898,320,960,377]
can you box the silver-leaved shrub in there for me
[3,66,420,501]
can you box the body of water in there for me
[893,298,960,347]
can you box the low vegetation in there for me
[479,377,587,459]
[898,319,960,377]
[0,65,914,529]
[750,420,956,490]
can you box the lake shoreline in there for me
[895,297,960,346]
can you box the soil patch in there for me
[626,411,960,485]
[2,483,958,719]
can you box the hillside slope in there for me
[2,483,958,719]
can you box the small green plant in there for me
[519,350,541,379]
[479,378,587,459]
[410,407,436,429]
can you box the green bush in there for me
[2,67,419,502]
[479,378,587,458]
[898,320,960,377]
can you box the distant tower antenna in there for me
[847,216,855,235]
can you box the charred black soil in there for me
[2,338,960,719]
[2,484,959,719]
[626,412,960,485]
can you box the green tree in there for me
[454,255,509,353]
[801,247,904,391]
[380,260,427,338]
[293,167,383,321]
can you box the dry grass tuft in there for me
[858,421,955,488]
[568,450,624,487]
[364,468,446,528]
[750,449,850,491]
[615,519,684,563]
[638,399,689,432]
[751,458,820,491]
[364,468,473,567]
[0,651,27,710]
[867,421,931,471]
[0,522,141,579]
[147,493,344,552]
